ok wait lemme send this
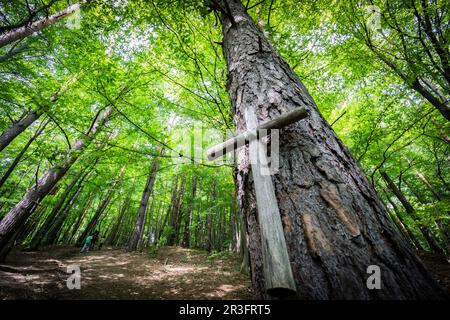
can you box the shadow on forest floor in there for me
[0,246,254,300]
[1,247,449,299]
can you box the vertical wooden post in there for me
[244,106,296,297]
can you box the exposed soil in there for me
[0,246,254,300]
[1,246,449,300]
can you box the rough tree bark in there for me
[127,152,162,251]
[218,0,443,299]
[0,106,113,256]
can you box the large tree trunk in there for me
[127,153,161,251]
[0,110,40,152]
[218,0,443,299]
[0,106,112,257]
[0,3,82,48]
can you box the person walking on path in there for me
[80,234,94,253]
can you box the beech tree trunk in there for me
[76,164,126,246]
[0,120,46,189]
[182,175,197,247]
[104,196,130,246]
[0,3,82,48]
[43,168,92,246]
[66,192,93,244]
[167,174,185,246]
[380,171,445,254]
[127,153,161,251]
[0,110,40,152]
[219,0,443,299]
[0,106,112,257]
[28,169,84,250]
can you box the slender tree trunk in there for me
[218,0,443,299]
[43,167,92,246]
[141,198,155,248]
[381,171,445,254]
[0,3,82,48]
[205,178,215,252]
[167,174,185,246]
[0,120,47,189]
[127,152,161,251]
[382,188,422,250]
[28,158,95,249]
[0,110,40,152]
[154,202,165,245]
[28,171,83,250]
[416,171,443,201]
[104,196,130,246]
[66,192,93,244]
[76,164,126,246]
[0,106,112,256]
[182,175,197,247]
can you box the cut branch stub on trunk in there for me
[207,106,308,297]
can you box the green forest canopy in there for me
[0,0,449,266]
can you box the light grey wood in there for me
[207,107,308,161]
[244,105,297,296]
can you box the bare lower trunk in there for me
[76,164,125,246]
[104,196,130,246]
[28,169,84,250]
[219,0,443,299]
[127,154,161,251]
[43,168,92,246]
[182,175,197,247]
[66,193,93,244]
[167,174,185,246]
[381,171,445,254]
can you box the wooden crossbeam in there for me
[207,107,308,161]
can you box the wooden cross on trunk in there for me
[207,107,308,298]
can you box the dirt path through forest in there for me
[0,246,254,300]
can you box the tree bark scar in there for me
[300,212,331,258]
[319,181,361,237]
[281,213,293,234]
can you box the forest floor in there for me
[0,246,254,300]
[1,247,449,300]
